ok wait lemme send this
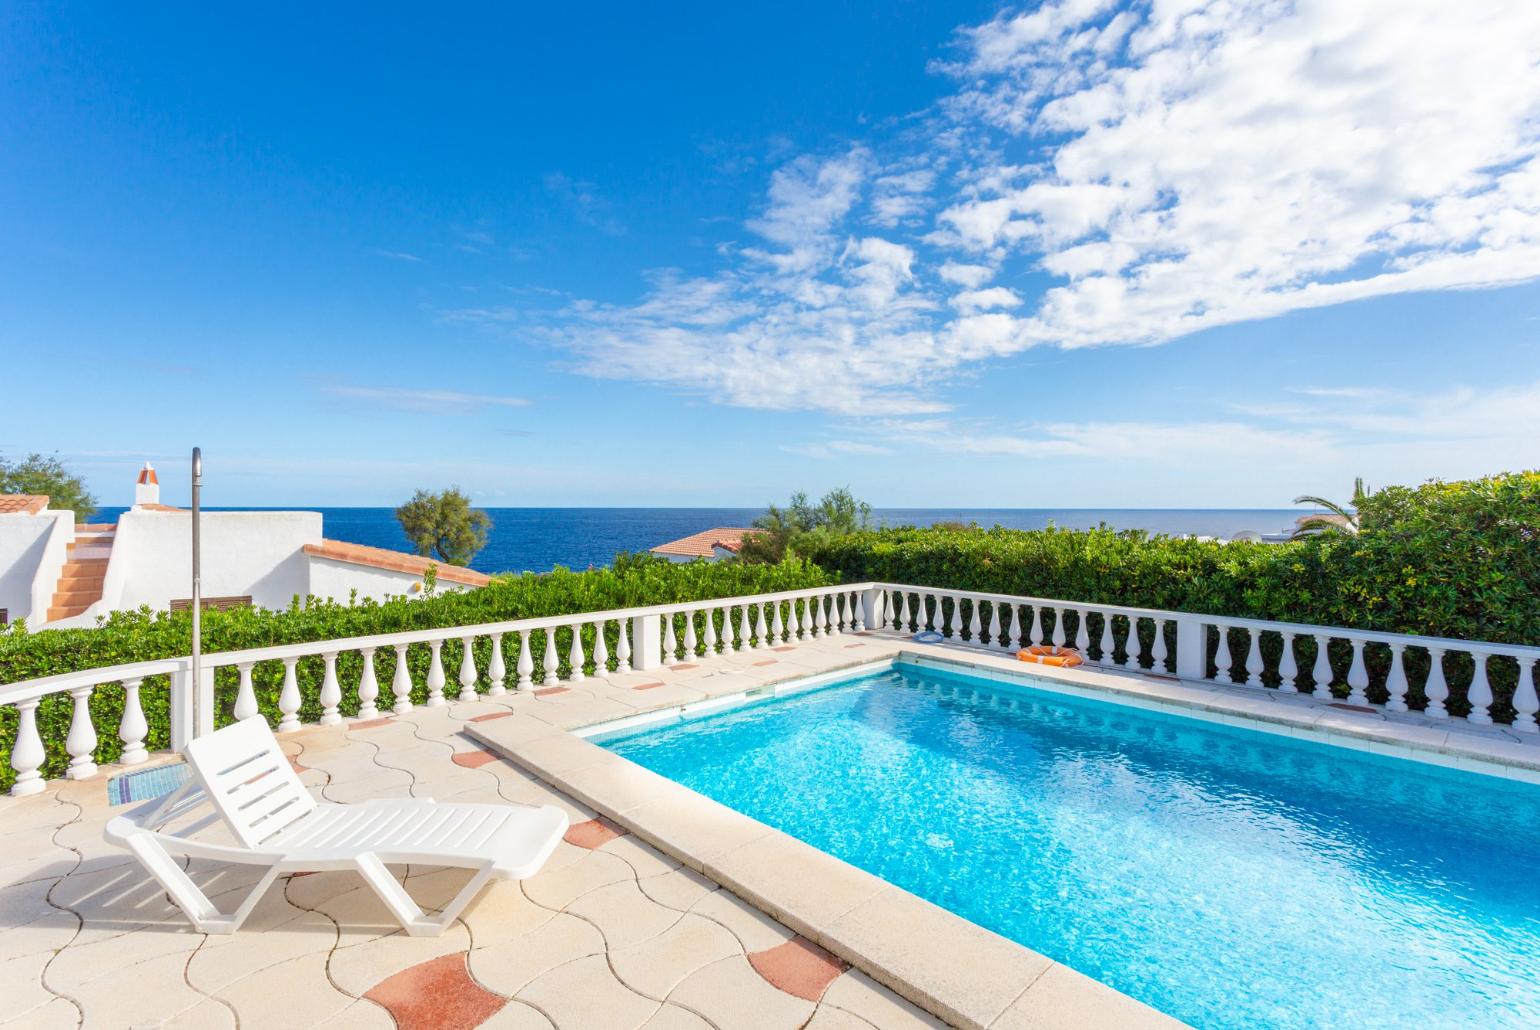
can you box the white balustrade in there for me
[516,630,534,689]
[591,624,608,675]
[1514,658,1539,733]
[118,678,148,765]
[358,648,380,718]
[737,605,751,650]
[1311,635,1333,701]
[393,645,414,713]
[1244,631,1264,687]
[683,612,698,660]
[319,652,342,724]
[279,658,302,731]
[460,636,480,699]
[542,627,560,685]
[663,615,678,666]
[65,686,97,779]
[426,641,446,706]
[487,635,506,696]
[1277,634,1298,692]
[234,662,259,721]
[568,627,586,682]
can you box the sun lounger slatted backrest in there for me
[183,716,318,847]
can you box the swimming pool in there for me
[601,659,1540,1029]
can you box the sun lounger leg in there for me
[127,834,282,934]
[353,854,495,937]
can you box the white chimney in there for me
[134,462,160,507]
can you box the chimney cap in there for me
[136,462,158,486]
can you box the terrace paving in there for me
[6,626,1536,1029]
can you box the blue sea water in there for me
[92,506,1307,575]
[604,662,1540,1030]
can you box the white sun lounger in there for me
[104,716,568,936]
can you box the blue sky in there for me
[4,1,1538,509]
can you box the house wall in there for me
[0,511,73,626]
[305,556,473,605]
[99,509,320,613]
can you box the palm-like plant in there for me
[1291,477,1369,539]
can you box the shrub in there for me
[0,558,833,790]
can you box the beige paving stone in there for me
[824,888,1050,1030]
[515,953,659,1029]
[460,878,556,949]
[0,793,78,834]
[636,866,718,912]
[45,919,203,995]
[600,832,682,878]
[0,950,58,1023]
[65,947,209,1029]
[475,999,557,1029]
[705,830,888,937]
[160,997,239,1029]
[609,911,743,1001]
[0,905,77,963]
[989,962,1179,1030]
[552,752,686,817]
[0,996,79,1029]
[639,1002,715,1030]
[315,998,398,1029]
[0,824,79,886]
[620,791,776,873]
[329,918,473,997]
[468,910,605,996]
[0,875,64,933]
[806,1005,880,1030]
[187,889,335,994]
[668,954,816,1029]
[566,879,685,950]
[687,888,794,953]
[823,969,949,1029]
[522,847,635,910]
[218,950,361,1030]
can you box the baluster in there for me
[1151,618,1168,673]
[969,599,983,643]
[234,662,259,721]
[592,623,609,675]
[1384,643,1409,712]
[1512,657,1538,733]
[393,644,414,712]
[897,591,911,631]
[1466,652,1493,725]
[568,625,586,682]
[616,620,632,673]
[1245,631,1264,687]
[1098,614,1115,666]
[320,652,343,724]
[543,627,560,685]
[1003,604,1019,650]
[426,641,447,706]
[943,596,957,637]
[1311,634,1333,701]
[807,597,822,638]
[1124,616,1141,668]
[1213,626,1232,684]
[1345,639,1370,706]
[357,648,380,718]
[487,635,507,695]
[9,699,45,796]
[1051,608,1067,649]
[754,603,769,649]
[788,599,802,640]
[1029,606,1044,646]
[515,631,535,690]
[772,601,785,644]
[684,610,699,659]
[829,595,844,635]
[65,685,98,779]
[1423,647,1449,718]
[1275,633,1298,692]
[663,614,679,665]
[819,595,832,636]
[459,636,480,699]
[703,608,719,653]
[987,602,1001,649]
[279,658,302,730]
[738,605,752,650]
[118,677,148,765]
[1074,609,1091,655]
[723,607,738,651]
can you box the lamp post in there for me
[190,447,203,738]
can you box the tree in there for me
[1292,477,1369,539]
[739,487,872,563]
[0,453,96,519]
[394,487,491,566]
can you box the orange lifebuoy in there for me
[1017,645,1084,668]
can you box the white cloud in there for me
[322,386,531,413]
[515,0,1540,422]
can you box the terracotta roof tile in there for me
[303,539,492,587]
[649,527,757,558]
[0,494,49,515]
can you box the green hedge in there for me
[0,557,833,790]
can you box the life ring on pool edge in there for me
[1017,645,1084,668]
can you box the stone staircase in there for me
[47,524,115,621]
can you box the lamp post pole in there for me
[190,447,203,738]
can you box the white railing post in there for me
[459,636,480,700]
[1424,647,1449,718]
[169,660,215,748]
[426,641,447,706]
[515,631,534,690]
[278,658,301,732]
[357,648,380,719]
[1466,652,1493,725]
[9,699,45,796]
[65,685,98,779]
[1513,657,1538,734]
[542,627,560,685]
[568,626,586,682]
[234,662,259,721]
[1174,616,1205,681]
[631,613,661,671]
[487,634,507,695]
[393,644,414,712]
[119,677,148,765]
[616,619,633,673]
[319,652,342,725]
[592,623,609,675]
[1277,633,1298,693]
[860,587,880,632]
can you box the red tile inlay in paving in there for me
[752,660,778,667]
[364,952,505,1030]
[749,936,849,1002]
[564,816,628,850]
[288,755,309,775]
[451,748,500,769]
[772,646,797,653]
[633,682,666,691]
[534,686,570,697]
[468,711,514,723]
[672,663,699,670]
[351,716,395,730]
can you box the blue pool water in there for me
[603,661,1540,1029]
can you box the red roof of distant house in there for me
[650,527,756,558]
[0,494,49,515]
[303,539,492,587]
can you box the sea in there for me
[92,507,1307,575]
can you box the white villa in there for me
[0,463,489,629]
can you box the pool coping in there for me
[468,632,1540,1028]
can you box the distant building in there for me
[649,527,756,563]
[0,462,489,630]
